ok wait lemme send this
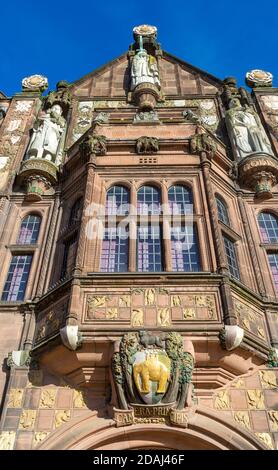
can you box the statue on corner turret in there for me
[130,36,160,91]
[225,98,274,160]
[26,103,66,164]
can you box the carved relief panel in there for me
[34,298,69,345]
[84,287,219,327]
[233,298,268,342]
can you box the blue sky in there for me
[1,0,278,96]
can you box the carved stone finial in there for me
[246,70,273,88]
[22,75,48,93]
[136,136,159,154]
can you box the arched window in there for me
[137,185,161,215]
[258,212,278,244]
[106,186,129,216]
[17,214,41,244]
[69,198,83,226]
[216,196,229,225]
[168,185,193,215]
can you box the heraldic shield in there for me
[112,331,195,427]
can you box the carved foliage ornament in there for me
[112,331,194,427]
[22,75,48,92]
[133,25,157,38]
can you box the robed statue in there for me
[131,37,160,91]
[26,104,66,164]
[226,99,274,160]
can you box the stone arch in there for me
[37,407,268,450]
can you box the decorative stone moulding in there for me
[22,74,48,93]
[18,159,58,201]
[219,325,244,351]
[246,70,273,88]
[132,82,161,110]
[238,153,278,199]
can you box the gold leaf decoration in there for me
[260,370,277,389]
[19,409,36,430]
[7,389,24,408]
[183,308,196,319]
[214,390,230,409]
[268,410,278,431]
[247,390,265,409]
[73,390,86,408]
[106,308,118,320]
[234,411,251,430]
[55,410,70,428]
[119,296,131,307]
[171,295,181,307]
[255,433,274,450]
[157,308,171,326]
[0,431,16,450]
[33,432,50,446]
[39,389,56,409]
[131,309,144,327]
[145,288,155,306]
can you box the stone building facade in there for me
[0,25,278,450]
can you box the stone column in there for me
[129,183,137,272]
[161,182,172,271]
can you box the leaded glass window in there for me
[258,212,278,244]
[171,224,200,272]
[137,225,162,272]
[268,253,278,291]
[137,186,161,215]
[61,234,78,279]
[168,185,193,215]
[101,225,129,272]
[17,215,41,244]
[106,186,129,216]
[223,235,240,280]
[1,255,33,301]
[216,197,229,225]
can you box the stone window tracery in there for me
[258,211,278,292]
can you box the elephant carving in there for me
[133,352,170,394]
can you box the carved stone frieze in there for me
[234,411,251,430]
[214,390,230,410]
[246,390,265,409]
[19,410,36,430]
[7,389,24,408]
[234,300,267,341]
[39,389,56,409]
[0,432,16,450]
[55,410,70,428]
[80,133,107,156]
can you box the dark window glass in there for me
[258,212,278,244]
[137,225,162,272]
[168,185,193,215]
[106,186,129,216]
[1,255,33,301]
[137,186,161,215]
[216,197,229,225]
[17,215,41,244]
[171,224,200,272]
[223,235,240,280]
[268,253,278,291]
[61,234,78,279]
[69,198,83,226]
[100,225,129,272]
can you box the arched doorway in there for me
[37,407,268,450]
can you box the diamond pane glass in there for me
[268,253,278,291]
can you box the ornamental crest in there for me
[112,331,194,427]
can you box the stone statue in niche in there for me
[131,41,160,91]
[26,104,66,164]
[226,99,274,159]
[0,107,7,127]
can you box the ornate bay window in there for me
[100,182,201,273]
